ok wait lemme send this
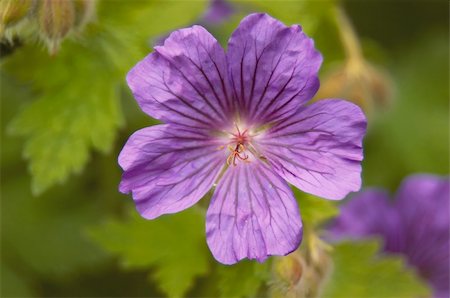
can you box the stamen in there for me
[235,122,241,135]
[225,123,252,166]
[226,143,249,166]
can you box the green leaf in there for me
[3,0,207,194]
[321,240,431,298]
[88,207,210,298]
[294,190,338,227]
[0,71,33,168]
[0,262,34,297]
[217,260,269,298]
[1,72,111,278]
[7,55,122,194]
[1,174,108,277]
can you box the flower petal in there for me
[127,25,232,129]
[327,189,398,241]
[395,175,449,228]
[119,124,225,219]
[254,99,367,200]
[394,175,449,297]
[206,160,302,264]
[226,13,322,125]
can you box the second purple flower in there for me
[119,13,367,264]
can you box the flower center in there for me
[226,124,251,166]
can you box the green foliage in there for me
[211,0,339,55]
[0,262,34,297]
[294,190,338,227]
[1,72,113,281]
[249,0,336,35]
[1,1,447,297]
[321,240,431,298]
[363,34,449,190]
[1,174,109,277]
[0,72,32,168]
[88,208,210,298]
[217,260,269,298]
[7,50,123,194]
[2,0,207,194]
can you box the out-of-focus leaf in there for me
[217,260,269,298]
[322,240,431,297]
[7,56,122,194]
[3,0,207,194]
[1,174,108,277]
[264,0,335,34]
[363,34,449,190]
[294,190,338,227]
[1,72,115,280]
[234,0,336,35]
[88,208,210,298]
[0,71,31,168]
[0,262,34,297]
[209,0,345,91]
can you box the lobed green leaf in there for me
[217,260,269,298]
[294,189,339,228]
[88,207,210,298]
[3,0,207,194]
[321,240,431,297]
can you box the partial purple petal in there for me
[119,124,225,219]
[394,175,450,298]
[395,175,449,232]
[328,189,399,242]
[327,189,405,253]
[329,175,450,298]
[206,160,302,264]
[203,0,234,24]
[127,25,232,129]
[226,13,322,125]
[254,99,367,200]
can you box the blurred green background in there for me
[1,0,448,297]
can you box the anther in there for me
[226,143,249,166]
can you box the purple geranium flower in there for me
[329,175,450,298]
[120,13,367,264]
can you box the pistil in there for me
[226,123,250,166]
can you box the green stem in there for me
[334,6,364,63]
